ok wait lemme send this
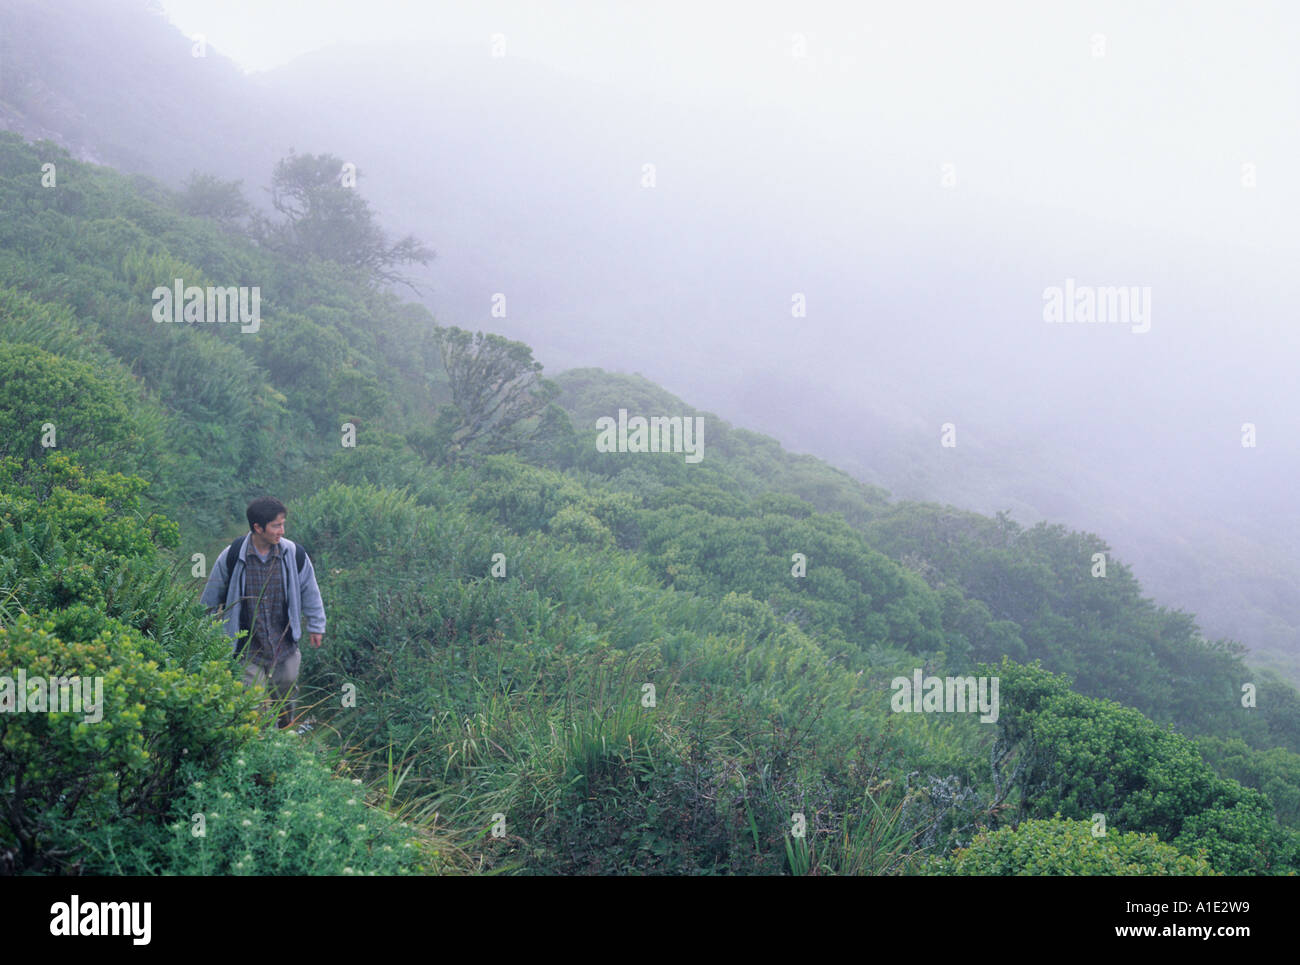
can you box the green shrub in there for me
[1196,736,1300,829]
[928,818,1218,875]
[93,731,424,875]
[0,343,165,480]
[0,615,257,873]
[992,659,1296,874]
[1174,801,1300,877]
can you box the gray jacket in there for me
[200,535,327,650]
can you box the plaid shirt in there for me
[240,542,293,667]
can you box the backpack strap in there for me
[221,533,248,599]
[220,533,248,656]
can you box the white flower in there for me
[346,798,358,806]
[277,829,287,838]
[236,759,246,767]
[351,778,362,785]
[241,819,252,827]
[221,791,232,799]
[356,824,367,832]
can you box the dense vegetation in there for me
[2,131,1299,875]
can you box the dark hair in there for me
[247,497,287,532]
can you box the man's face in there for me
[256,513,286,544]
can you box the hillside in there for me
[2,0,1297,684]
[1,131,1299,875]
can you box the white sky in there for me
[158,0,1298,247]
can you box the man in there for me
[201,497,326,729]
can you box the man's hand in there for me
[310,633,324,649]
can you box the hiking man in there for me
[201,497,326,729]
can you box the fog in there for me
[81,0,1300,670]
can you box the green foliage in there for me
[991,659,1297,874]
[283,478,926,874]
[178,171,250,228]
[0,454,261,873]
[865,503,1284,751]
[0,342,165,478]
[253,150,432,287]
[435,327,560,459]
[0,614,258,874]
[0,454,435,876]
[0,134,447,538]
[557,368,891,527]
[0,286,101,361]
[928,818,1218,875]
[635,497,946,659]
[90,732,424,875]
[1173,801,1300,878]
[1196,736,1300,828]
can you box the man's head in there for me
[247,497,287,544]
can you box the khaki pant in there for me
[242,647,301,729]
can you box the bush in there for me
[928,818,1219,875]
[992,659,1296,874]
[86,731,424,875]
[0,343,165,479]
[0,615,257,874]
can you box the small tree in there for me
[254,151,433,289]
[179,172,250,228]
[433,326,559,460]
